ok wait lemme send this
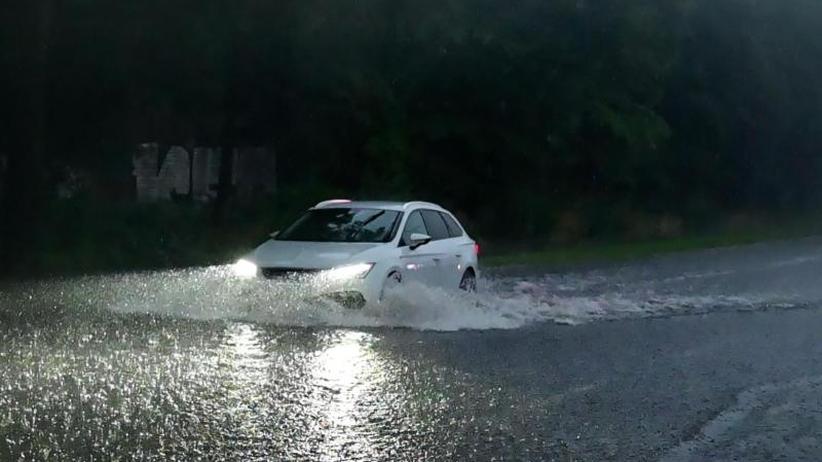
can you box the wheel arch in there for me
[383,265,403,280]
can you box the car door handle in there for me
[432,257,441,263]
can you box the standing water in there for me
[2,238,822,460]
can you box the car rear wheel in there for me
[459,270,477,292]
[379,271,402,302]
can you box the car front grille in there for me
[260,267,323,280]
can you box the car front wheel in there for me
[379,271,402,302]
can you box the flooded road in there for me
[2,238,822,460]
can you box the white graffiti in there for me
[133,143,275,202]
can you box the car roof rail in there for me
[403,201,443,210]
[314,199,353,208]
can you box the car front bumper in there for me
[254,267,383,309]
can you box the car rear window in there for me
[440,212,464,237]
[420,210,450,240]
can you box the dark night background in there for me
[1,0,822,276]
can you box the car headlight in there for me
[233,259,258,278]
[324,262,374,281]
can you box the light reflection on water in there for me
[204,325,392,461]
[0,308,475,461]
[310,331,381,461]
[219,323,270,449]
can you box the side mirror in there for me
[408,233,432,249]
[269,230,280,239]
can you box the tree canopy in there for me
[2,0,822,254]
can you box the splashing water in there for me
[2,238,821,330]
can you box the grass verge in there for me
[483,216,822,268]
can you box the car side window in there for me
[420,210,450,240]
[439,212,464,238]
[400,211,428,246]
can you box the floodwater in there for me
[2,238,822,460]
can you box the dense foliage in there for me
[1,0,822,273]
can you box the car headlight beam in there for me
[233,259,258,278]
[324,263,374,281]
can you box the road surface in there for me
[1,237,822,460]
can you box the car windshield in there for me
[276,208,400,243]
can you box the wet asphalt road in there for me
[1,238,822,461]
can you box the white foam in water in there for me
[86,267,651,329]
[94,262,810,330]
[96,267,540,331]
[5,239,822,330]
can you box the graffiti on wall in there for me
[133,143,276,202]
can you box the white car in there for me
[233,200,479,309]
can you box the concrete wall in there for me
[133,143,190,202]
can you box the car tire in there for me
[379,271,402,302]
[459,270,477,292]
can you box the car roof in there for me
[312,200,446,212]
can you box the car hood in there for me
[251,240,380,269]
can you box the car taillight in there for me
[474,243,480,256]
